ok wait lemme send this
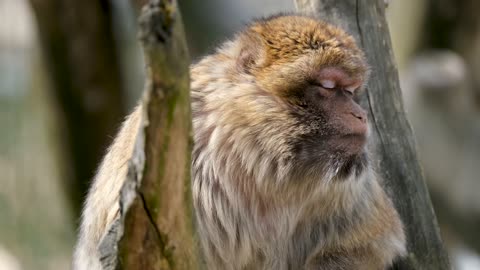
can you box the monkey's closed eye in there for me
[318,79,336,90]
[308,80,337,97]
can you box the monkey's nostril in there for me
[351,112,366,123]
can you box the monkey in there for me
[73,14,406,270]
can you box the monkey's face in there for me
[241,15,370,179]
[292,65,369,179]
[301,66,368,152]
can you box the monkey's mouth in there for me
[341,133,367,141]
[332,133,367,155]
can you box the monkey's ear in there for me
[236,33,266,74]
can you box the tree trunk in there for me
[98,1,202,269]
[29,0,127,216]
[295,0,451,269]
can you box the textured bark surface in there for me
[295,0,451,269]
[98,0,201,269]
[29,0,127,216]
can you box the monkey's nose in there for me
[351,111,367,123]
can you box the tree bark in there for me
[29,0,127,216]
[98,1,201,269]
[295,0,451,269]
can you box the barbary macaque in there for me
[73,14,406,270]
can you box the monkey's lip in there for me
[341,133,367,142]
[348,120,368,136]
[336,133,368,151]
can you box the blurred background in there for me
[1,0,479,269]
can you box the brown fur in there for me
[191,15,405,269]
[73,15,405,270]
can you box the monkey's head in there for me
[192,15,370,186]
[241,15,370,178]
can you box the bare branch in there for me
[99,1,201,269]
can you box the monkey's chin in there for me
[328,134,368,179]
[290,133,368,180]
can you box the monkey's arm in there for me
[73,105,142,270]
[305,180,406,270]
[306,225,403,270]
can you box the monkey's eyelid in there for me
[344,80,363,93]
[319,80,336,89]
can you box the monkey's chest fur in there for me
[191,140,404,270]
[192,167,403,269]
